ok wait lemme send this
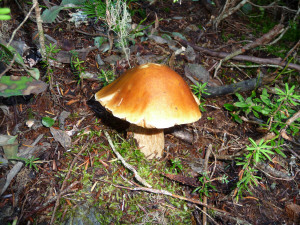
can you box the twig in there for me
[33,0,46,59]
[8,2,37,47]
[213,0,249,28]
[284,110,300,127]
[195,205,220,225]
[203,144,212,225]
[178,39,300,71]
[75,29,108,37]
[269,7,300,46]
[213,24,284,77]
[104,130,152,188]
[0,54,16,78]
[248,1,297,13]
[256,162,299,180]
[280,110,300,147]
[50,143,89,225]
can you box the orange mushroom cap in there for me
[95,63,201,129]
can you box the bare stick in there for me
[8,2,37,47]
[50,143,89,224]
[178,39,300,71]
[280,110,300,148]
[203,144,212,225]
[104,130,152,188]
[214,24,284,77]
[213,0,249,28]
[33,0,46,59]
[195,205,220,225]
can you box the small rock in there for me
[59,111,71,130]
[136,54,165,65]
[80,71,98,79]
[148,35,168,44]
[99,42,110,53]
[184,45,196,62]
[95,54,105,66]
[50,127,72,150]
[184,63,210,84]
[184,24,200,33]
[103,55,122,65]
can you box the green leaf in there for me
[26,68,40,80]
[172,32,187,40]
[235,93,245,102]
[234,102,249,108]
[61,0,86,5]
[42,116,55,127]
[0,8,10,14]
[253,110,260,118]
[224,103,235,111]
[274,148,286,158]
[94,36,105,48]
[0,8,11,20]
[1,44,25,65]
[0,76,47,97]
[230,113,243,124]
[0,135,17,146]
[41,6,63,23]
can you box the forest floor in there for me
[0,0,299,224]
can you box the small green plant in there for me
[191,82,210,111]
[170,158,183,173]
[98,69,116,86]
[191,82,209,100]
[70,51,86,84]
[223,82,298,201]
[106,0,132,65]
[45,43,61,60]
[193,173,217,201]
[224,85,299,135]
[43,43,61,83]
[16,156,40,171]
[234,137,285,201]
[82,0,107,20]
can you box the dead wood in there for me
[202,76,263,98]
[179,39,300,71]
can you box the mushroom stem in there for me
[129,124,164,159]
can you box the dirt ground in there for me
[0,0,299,224]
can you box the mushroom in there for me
[95,63,201,159]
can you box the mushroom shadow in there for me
[87,96,130,133]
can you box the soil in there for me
[0,0,299,224]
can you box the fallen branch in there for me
[213,24,284,76]
[202,75,263,98]
[104,130,152,188]
[178,39,300,71]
